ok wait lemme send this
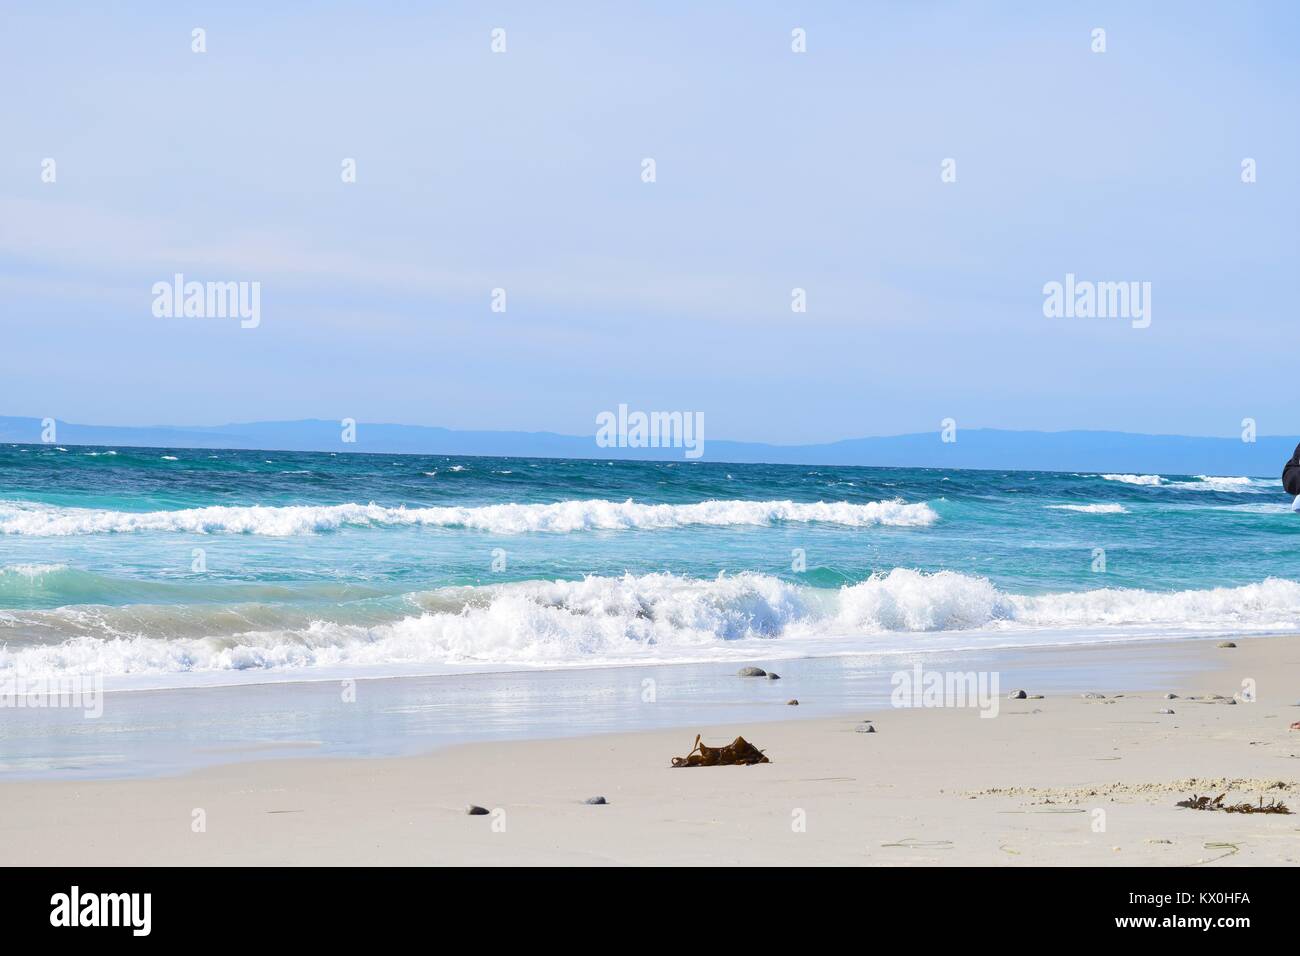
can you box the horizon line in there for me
[1,414,1291,447]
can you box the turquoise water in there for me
[1,444,1297,688]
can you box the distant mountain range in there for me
[0,415,1293,477]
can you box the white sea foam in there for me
[1046,503,1129,514]
[1170,476,1278,493]
[0,497,939,536]
[1097,474,1164,486]
[1091,473,1276,493]
[4,571,1299,680]
[1195,475,1253,485]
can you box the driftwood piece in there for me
[1175,793,1291,814]
[671,734,770,767]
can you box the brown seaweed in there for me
[671,733,770,767]
[1175,793,1291,814]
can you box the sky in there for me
[2,2,1297,444]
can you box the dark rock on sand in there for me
[767,672,781,680]
[584,796,607,805]
[787,699,799,705]
[466,805,490,815]
[855,722,876,733]
[1217,641,1237,648]
[1165,693,1178,699]
[1008,689,1027,699]
[1158,708,1175,715]
[738,666,767,677]
[1082,692,1107,699]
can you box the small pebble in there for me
[584,796,607,805]
[466,805,489,816]
[1217,641,1237,648]
[786,699,799,706]
[1008,689,1027,700]
[737,666,766,677]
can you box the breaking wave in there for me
[4,570,1299,680]
[1171,476,1277,493]
[1097,474,1164,486]
[0,497,938,536]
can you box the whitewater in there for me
[0,497,937,536]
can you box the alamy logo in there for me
[50,886,151,936]
[152,273,261,328]
[890,663,1000,718]
[1042,273,1151,329]
[596,404,704,460]
[1,675,103,719]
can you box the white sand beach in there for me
[2,636,1297,866]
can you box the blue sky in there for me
[2,2,1297,443]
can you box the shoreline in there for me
[2,635,1297,865]
[24,626,1300,697]
[1,633,1228,781]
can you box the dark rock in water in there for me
[766,672,781,680]
[1008,689,1027,700]
[738,666,767,677]
[786,699,799,706]
[584,796,607,805]
[1217,641,1237,648]
[855,722,876,733]
[466,805,489,816]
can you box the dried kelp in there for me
[1175,793,1291,814]
[671,734,769,767]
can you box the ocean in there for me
[1,444,1296,690]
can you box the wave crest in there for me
[4,571,1299,679]
[1097,474,1164,486]
[0,498,938,536]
